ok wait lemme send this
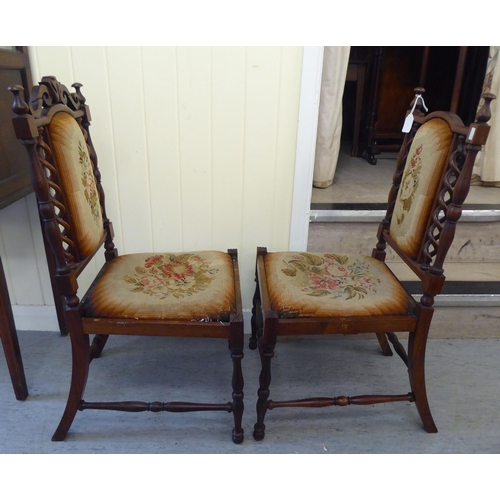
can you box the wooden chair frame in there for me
[250,88,495,441]
[9,76,244,443]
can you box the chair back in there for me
[9,76,115,293]
[375,89,495,294]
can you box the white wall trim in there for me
[288,46,324,251]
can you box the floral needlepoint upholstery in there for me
[83,251,236,320]
[264,252,412,318]
[390,118,453,257]
[49,112,104,257]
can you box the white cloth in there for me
[313,46,350,188]
[473,46,499,184]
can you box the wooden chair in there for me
[9,76,244,443]
[250,88,495,441]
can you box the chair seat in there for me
[83,251,236,321]
[264,252,413,318]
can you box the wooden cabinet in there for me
[0,46,33,208]
[0,46,32,400]
[342,46,490,164]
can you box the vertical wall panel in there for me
[26,193,53,304]
[105,47,152,254]
[211,47,246,252]
[176,47,213,250]
[0,198,44,305]
[241,47,282,264]
[141,47,183,252]
[31,46,74,85]
[0,222,14,299]
[272,47,304,250]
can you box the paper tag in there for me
[402,94,428,133]
[402,113,414,133]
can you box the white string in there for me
[402,93,428,133]
[411,93,428,113]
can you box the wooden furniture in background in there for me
[250,89,495,441]
[9,76,245,443]
[0,46,32,400]
[346,46,490,164]
[345,58,367,157]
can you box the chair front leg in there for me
[407,307,438,433]
[253,313,278,441]
[52,319,91,441]
[249,275,262,350]
[229,319,244,444]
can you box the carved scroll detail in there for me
[29,76,81,118]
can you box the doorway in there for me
[310,46,495,215]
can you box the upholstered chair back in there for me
[389,118,453,258]
[48,112,104,258]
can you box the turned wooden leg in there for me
[0,257,28,401]
[249,277,262,350]
[253,314,278,441]
[408,311,438,433]
[229,320,244,444]
[376,332,393,356]
[52,328,91,441]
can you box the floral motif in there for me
[280,253,380,300]
[395,144,423,226]
[78,142,101,225]
[124,253,218,299]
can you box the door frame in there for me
[289,46,324,251]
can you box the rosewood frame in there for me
[9,76,244,444]
[250,88,495,441]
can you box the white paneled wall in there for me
[1,46,305,331]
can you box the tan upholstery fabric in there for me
[49,112,104,257]
[264,252,412,318]
[390,119,453,257]
[84,251,235,320]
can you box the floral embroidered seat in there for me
[264,252,412,318]
[83,251,236,321]
[250,88,496,441]
[9,76,244,444]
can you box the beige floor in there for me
[311,144,500,205]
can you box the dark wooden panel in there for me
[0,47,32,400]
[0,47,33,209]
[349,46,490,164]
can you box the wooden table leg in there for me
[0,256,28,400]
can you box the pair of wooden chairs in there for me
[9,76,494,443]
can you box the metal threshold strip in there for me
[309,203,500,223]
